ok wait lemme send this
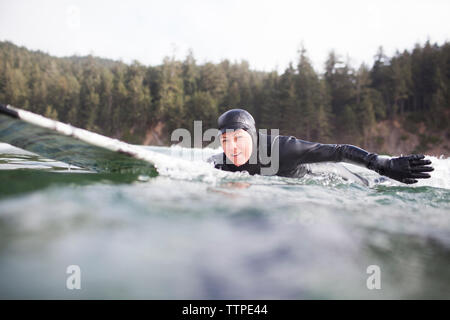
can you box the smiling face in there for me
[220,129,253,166]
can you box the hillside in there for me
[0,40,448,156]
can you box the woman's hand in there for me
[371,154,434,184]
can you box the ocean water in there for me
[0,142,449,299]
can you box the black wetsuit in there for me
[207,131,379,178]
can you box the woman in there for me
[207,109,433,184]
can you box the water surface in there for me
[0,143,449,299]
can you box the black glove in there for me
[368,154,434,184]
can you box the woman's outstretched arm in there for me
[279,136,433,184]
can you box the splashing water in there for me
[0,143,449,299]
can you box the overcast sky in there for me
[0,0,449,72]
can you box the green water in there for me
[0,144,449,299]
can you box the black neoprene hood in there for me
[218,109,256,134]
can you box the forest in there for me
[0,40,448,153]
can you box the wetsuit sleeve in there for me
[282,136,380,169]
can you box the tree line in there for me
[0,40,448,146]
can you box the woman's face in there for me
[220,129,253,166]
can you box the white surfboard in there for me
[0,104,160,175]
